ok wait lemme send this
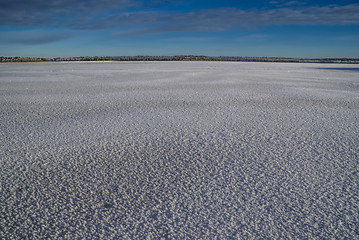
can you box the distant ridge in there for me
[1,55,359,63]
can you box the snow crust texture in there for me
[1,62,358,239]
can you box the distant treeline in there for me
[1,55,359,63]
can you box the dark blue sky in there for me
[1,0,358,58]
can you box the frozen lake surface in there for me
[1,62,358,239]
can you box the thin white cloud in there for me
[117,4,359,36]
[164,36,217,42]
[235,34,271,42]
[0,2,358,34]
[0,30,74,45]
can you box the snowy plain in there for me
[0,61,358,239]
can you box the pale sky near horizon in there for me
[0,0,358,58]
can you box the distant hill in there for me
[1,55,359,63]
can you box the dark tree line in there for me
[1,55,358,63]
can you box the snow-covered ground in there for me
[1,62,358,239]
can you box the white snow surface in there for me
[1,61,358,239]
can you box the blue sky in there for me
[0,0,358,58]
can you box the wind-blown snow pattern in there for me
[1,62,358,239]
